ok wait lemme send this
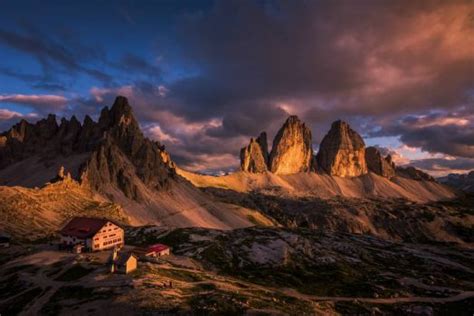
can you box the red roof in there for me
[60,217,118,239]
[148,243,169,253]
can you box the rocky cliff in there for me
[0,96,176,199]
[268,116,313,174]
[396,166,435,182]
[316,120,367,177]
[365,146,395,178]
[240,132,269,173]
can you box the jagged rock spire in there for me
[269,116,313,174]
[240,132,269,173]
[316,120,367,177]
[365,147,395,178]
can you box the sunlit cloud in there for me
[0,94,68,108]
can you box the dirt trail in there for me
[280,288,474,304]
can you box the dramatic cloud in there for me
[373,111,474,158]
[0,109,22,120]
[0,94,68,109]
[0,109,38,131]
[409,157,474,177]
[0,27,111,83]
[0,1,472,173]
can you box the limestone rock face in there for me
[269,116,313,174]
[316,120,367,177]
[365,147,395,178]
[80,96,176,195]
[0,96,177,199]
[240,132,269,173]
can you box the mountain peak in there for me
[240,131,269,173]
[316,120,367,177]
[98,96,138,129]
[269,115,313,174]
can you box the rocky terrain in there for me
[0,175,128,240]
[1,227,472,315]
[1,95,473,315]
[0,96,271,232]
[439,171,474,193]
[203,188,474,245]
[178,168,456,202]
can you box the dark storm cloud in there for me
[115,53,162,79]
[139,0,472,172]
[410,157,474,173]
[0,27,111,83]
[0,0,472,173]
[373,111,474,158]
[165,0,473,143]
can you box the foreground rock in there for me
[240,132,269,173]
[268,116,313,174]
[365,146,395,178]
[316,120,368,177]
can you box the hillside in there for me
[0,178,128,240]
[177,169,457,203]
[0,97,274,235]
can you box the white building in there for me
[59,217,124,251]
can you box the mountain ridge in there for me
[0,96,269,232]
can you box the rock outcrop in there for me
[396,166,435,182]
[0,96,176,199]
[268,116,313,174]
[240,132,269,173]
[365,146,395,178]
[80,96,176,197]
[316,120,367,177]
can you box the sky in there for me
[0,0,473,176]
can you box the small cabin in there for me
[59,217,124,252]
[109,249,137,274]
[134,243,170,258]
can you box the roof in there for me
[132,247,153,255]
[148,243,169,253]
[60,217,120,239]
[115,252,137,266]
